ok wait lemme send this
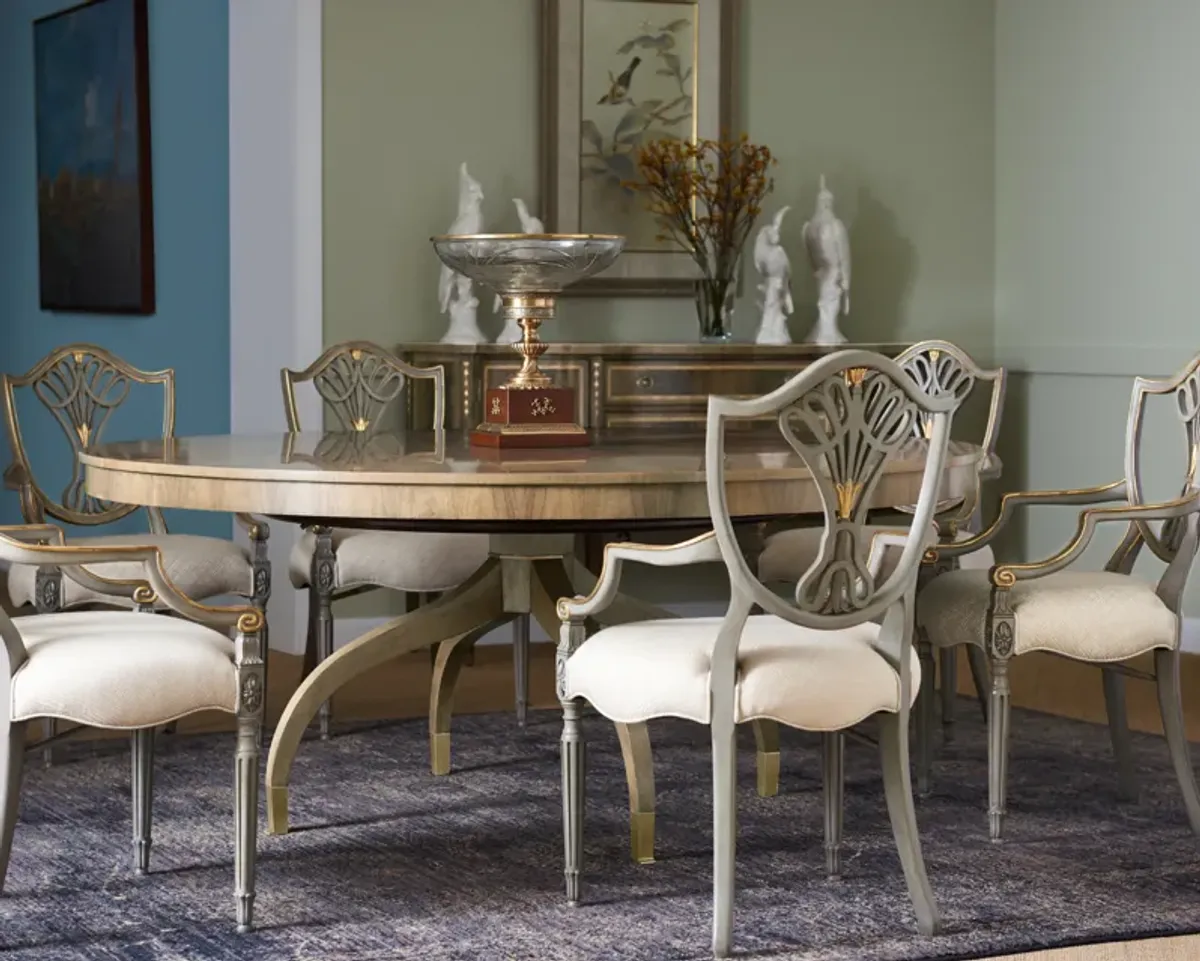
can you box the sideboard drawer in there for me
[605,362,809,407]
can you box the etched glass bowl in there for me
[429,233,625,293]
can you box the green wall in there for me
[994,0,1200,614]
[322,0,996,353]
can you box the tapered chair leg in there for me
[234,716,261,933]
[711,718,737,959]
[822,731,844,879]
[513,614,530,728]
[315,582,334,740]
[1102,667,1138,802]
[915,635,935,796]
[561,698,585,904]
[753,719,780,798]
[987,657,1012,842]
[1155,648,1200,834]
[131,728,154,874]
[966,646,990,723]
[939,647,957,743]
[0,719,27,892]
[878,712,940,936]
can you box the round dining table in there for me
[81,428,984,861]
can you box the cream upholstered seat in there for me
[9,533,254,611]
[565,616,919,730]
[919,569,1177,662]
[0,526,267,932]
[914,355,1200,842]
[11,611,238,727]
[280,342,510,742]
[288,528,486,594]
[557,352,968,957]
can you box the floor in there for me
[55,640,1200,961]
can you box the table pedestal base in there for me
[264,536,672,863]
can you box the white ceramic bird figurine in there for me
[438,163,484,315]
[494,199,547,340]
[753,206,793,345]
[801,175,851,345]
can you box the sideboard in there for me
[399,342,909,433]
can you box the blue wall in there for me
[0,0,230,536]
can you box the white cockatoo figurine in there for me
[801,175,851,345]
[438,163,486,345]
[753,205,793,345]
[495,198,546,343]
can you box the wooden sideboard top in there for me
[400,342,909,358]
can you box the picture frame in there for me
[33,0,155,315]
[540,0,739,296]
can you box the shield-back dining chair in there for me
[754,340,1006,794]
[557,351,966,957]
[916,353,1200,840]
[0,524,266,931]
[281,341,499,742]
[2,345,271,760]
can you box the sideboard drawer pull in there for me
[636,375,655,390]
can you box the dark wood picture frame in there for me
[540,0,740,297]
[33,0,155,315]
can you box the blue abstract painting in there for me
[34,0,155,314]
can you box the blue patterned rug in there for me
[2,703,1200,960]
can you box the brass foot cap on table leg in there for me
[266,786,290,835]
[430,732,451,776]
[756,750,780,798]
[630,811,655,864]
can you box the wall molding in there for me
[229,0,324,655]
[996,344,1195,378]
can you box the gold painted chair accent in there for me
[280,341,499,741]
[916,354,1200,841]
[0,524,265,931]
[1,346,271,759]
[558,351,967,956]
[755,340,1007,792]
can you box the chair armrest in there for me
[936,479,1128,561]
[0,526,263,633]
[557,531,722,621]
[990,491,1200,586]
[235,513,271,542]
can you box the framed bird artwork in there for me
[541,0,740,296]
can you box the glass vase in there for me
[695,277,735,343]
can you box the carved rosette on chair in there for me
[430,233,624,448]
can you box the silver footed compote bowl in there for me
[430,234,624,391]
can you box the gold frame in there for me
[540,0,741,296]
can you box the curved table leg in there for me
[266,560,504,835]
[536,558,659,864]
[430,620,513,775]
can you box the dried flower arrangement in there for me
[627,134,776,340]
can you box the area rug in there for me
[2,702,1200,961]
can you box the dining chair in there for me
[916,354,1200,841]
[2,345,271,761]
[557,350,965,957]
[280,341,496,743]
[755,340,1006,794]
[0,524,266,931]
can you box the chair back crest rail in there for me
[894,340,1006,529]
[706,349,965,635]
[2,344,172,530]
[1110,355,1200,601]
[281,341,445,434]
